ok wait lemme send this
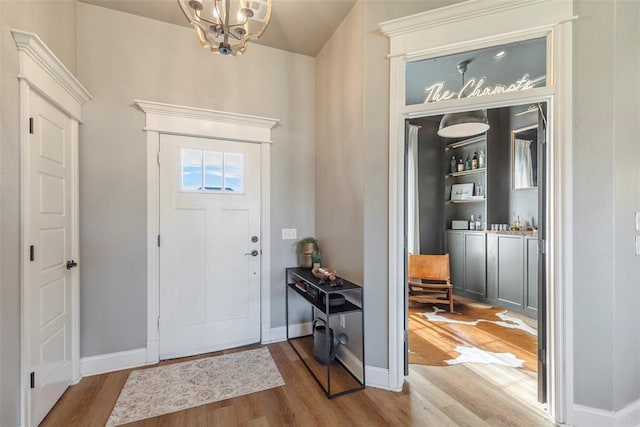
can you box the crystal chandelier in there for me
[178,0,272,56]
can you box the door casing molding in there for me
[13,29,92,427]
[135,100,278,364]
[379,1,575,424]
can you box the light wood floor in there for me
[42,341,552,426]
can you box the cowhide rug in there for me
[408,301,537,371]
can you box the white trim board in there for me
[79,341,386,394]
[12,30,92,121]
[80,348,149,377]
[379,0,574,424]
[364,366,392,391]
[572,400,640,427]
[270,325,380,390]
[135,100,278,364]
[266,322,313,344]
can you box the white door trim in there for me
[12,30,92,427]
[135,100,278,364]
[379,1,574,424]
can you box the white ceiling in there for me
[79,0,357,57]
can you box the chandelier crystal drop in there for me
[178,0,272,56]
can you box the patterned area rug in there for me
[409,302,538,371]
[106,347,285,426]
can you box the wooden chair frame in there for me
[408,254,454,312]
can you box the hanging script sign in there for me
[424,73,536,104]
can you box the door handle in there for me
[66,260,78,270]
[244,250,259,257]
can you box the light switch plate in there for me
[636,236,640,256]
[281,228,297,240]
[636,212,640,231]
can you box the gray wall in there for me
[573,0,640,412]
[1,1,79,425]
[314,0,366,362]
[77,3,316,356]
[413,118,445,254]
[488,106,539,228]
[315,0,460,370]
[315,1,365,285]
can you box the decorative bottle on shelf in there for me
[469,214,475,230]
[476,214,482,230]
[471,152,478,169]
[465,154,471,171]
[478,150,486,169]
[450,156,457,174]
[457,157,464,172]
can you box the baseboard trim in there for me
[80,348,148,377]
[572,399,640,427]
[336,346,364,382]
[617,399,640,427]
[365,365,394,390]
[267,325,392,391]
[263,322,313,344]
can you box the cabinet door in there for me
[464,233,486,297]
[526,238,539,311]
[496,235,524,307]
[445,231,464,292]
[486,233,498,300]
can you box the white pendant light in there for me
[438,60,490,138]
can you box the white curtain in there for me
[407,125,420,255]
[514,138,533,188]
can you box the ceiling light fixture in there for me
[437,60,490,138]
[178,0,272,56]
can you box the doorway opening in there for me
[404,101,548,419]
[381,1,575,422]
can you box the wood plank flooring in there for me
[42,341,551,426]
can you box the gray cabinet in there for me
[525,237,539,311]
[446,230,486,298]
[445,231,464,292]
[487,233,538,318]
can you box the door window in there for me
[181,149,244,193]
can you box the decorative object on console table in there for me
[312,266,337,281]
[311,251,322,268]
[297,237,318,268]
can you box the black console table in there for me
[285,267,365,398]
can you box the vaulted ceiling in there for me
[79,0,357,57]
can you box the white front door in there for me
[159,134,261,359]
[27,91,75,425]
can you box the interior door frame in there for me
[379,1,575,424]
[13,30,92,427]
[135,100,278,365]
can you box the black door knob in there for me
[66,260,78,270]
